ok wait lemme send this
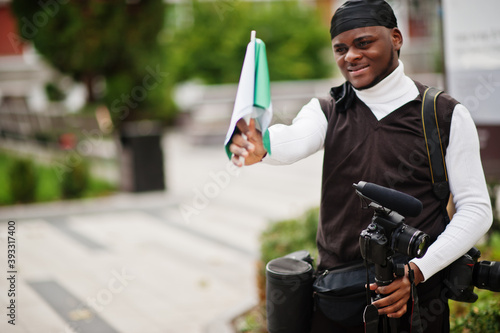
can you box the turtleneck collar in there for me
[352,60,419,120]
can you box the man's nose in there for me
[345,47,362,63]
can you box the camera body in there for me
[353,182,430,287]
[359,203,430,286]
[444,247,500,303]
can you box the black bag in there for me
[313,261,375,326]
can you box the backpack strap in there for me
[421,87,451,217]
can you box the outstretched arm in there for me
[229,98,328,167]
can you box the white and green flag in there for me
[224,31,272,159]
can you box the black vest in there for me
[317,81,459,270]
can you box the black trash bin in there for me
[266,257,314,333]
[119,121,165,192]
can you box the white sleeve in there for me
[412,104,493,281]
[263,98,328,165]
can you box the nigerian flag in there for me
[224,31,273,159]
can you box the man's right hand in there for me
[229,118,267,167]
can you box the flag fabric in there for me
[224,31,273,159]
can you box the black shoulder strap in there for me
[421,87,450,204]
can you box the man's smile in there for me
[347,64,370,76]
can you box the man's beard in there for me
[355,48,396,91]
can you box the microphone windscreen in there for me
[355,181,423,217]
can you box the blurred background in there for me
[0,0,499,332]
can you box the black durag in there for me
[330,0,398,40]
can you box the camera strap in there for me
[407,263,424,333]
[421,87,450,216]
[363,240,379,333]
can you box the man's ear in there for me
[391,28,403,53]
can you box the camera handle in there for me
[374,258,406,287]
[371,258,406,333]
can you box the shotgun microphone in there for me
[353,181,423,217]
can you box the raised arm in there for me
[229,98,328,167]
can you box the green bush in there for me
[0,151,115,205]
[61,161,90,199]
[0,154,11,204]
[8,157,37,203]
[451,299,500,333]
[260,206,319,266]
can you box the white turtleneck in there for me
[352,61,419,120]
[263,61,492,282]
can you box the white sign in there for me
[442,0,500,124]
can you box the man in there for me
[229,0,492,332]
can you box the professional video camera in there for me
[353,181,430,287]
[353,181,430,333]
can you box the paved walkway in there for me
[0,130,323,333]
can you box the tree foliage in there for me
[11,0,175,124]
[164,0,334,85]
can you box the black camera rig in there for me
[354,181,430,333]
[354,181,430,287]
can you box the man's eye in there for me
[358,41,371,47]
[335,47,347,54]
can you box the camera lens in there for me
[392,224,430,259]
[414,235,430,258]
[473,260,500,292]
